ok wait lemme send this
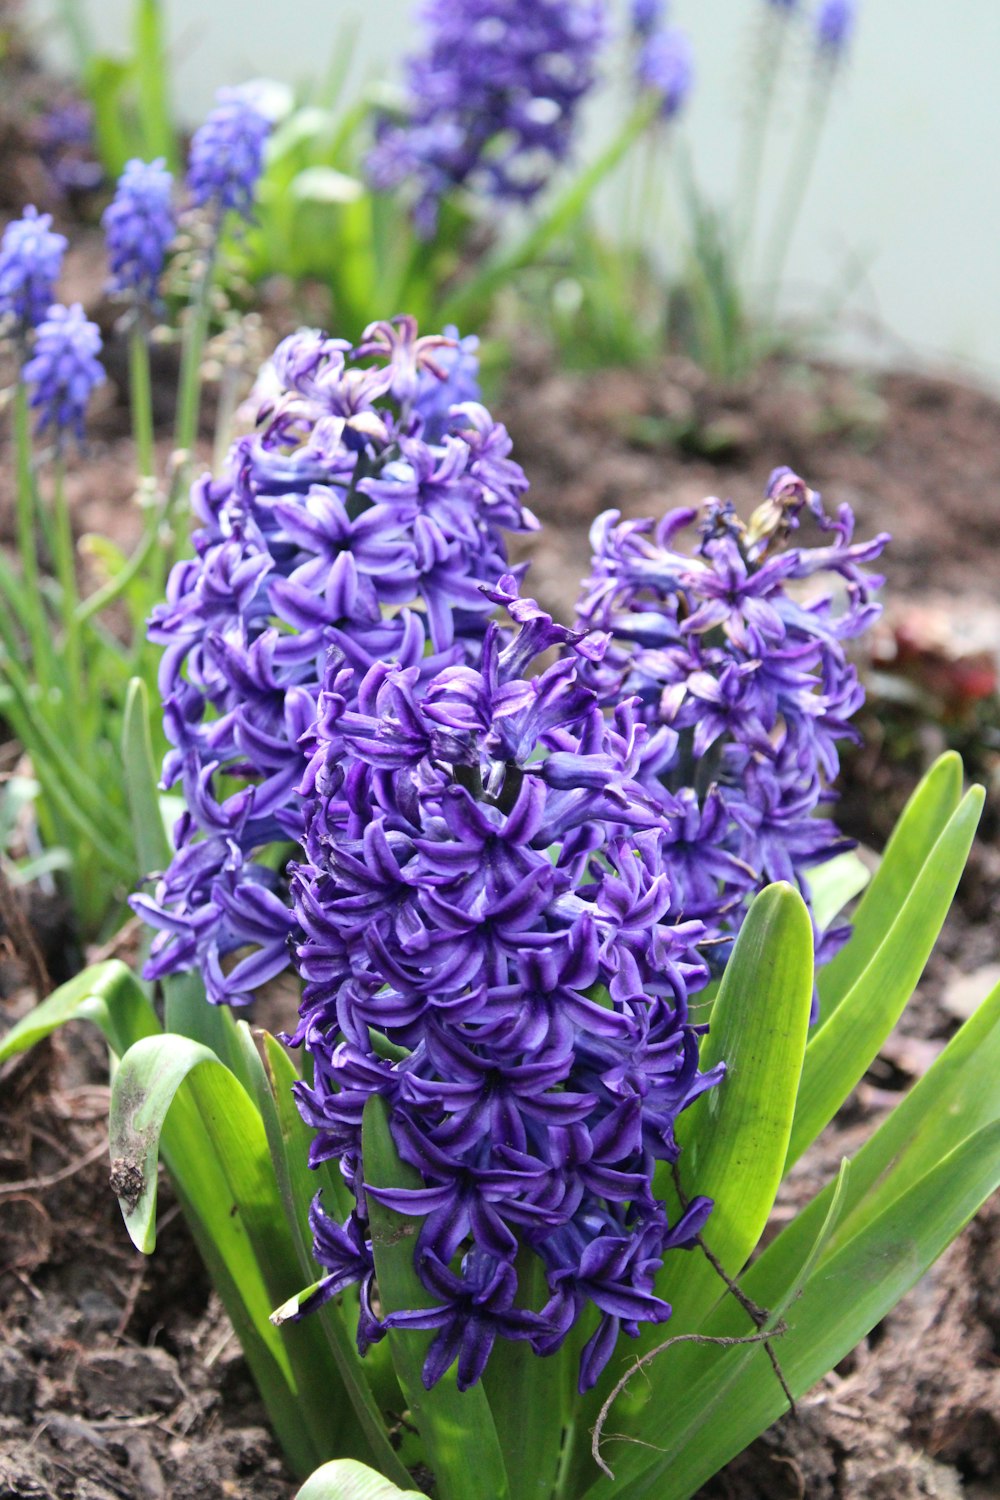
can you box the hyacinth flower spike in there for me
[284,572,724,1395]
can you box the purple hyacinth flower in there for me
[22,302,105,445]
[367,0,608,235]
[187,86,272,222]
[815,0,855,58]
[575,471,888,969]
[630,0,665,39]
[103,157,176,304]
[637,26,694,121]
[0,206,67,333]
[289,576,720,1392]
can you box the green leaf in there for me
[657,884,814,1333]
[108,1031,334,1476]
[585,1122,1000,1499]
[249,1031,412,1489]
[0,959,159,1064]
[753,970,1000,1288]
[806,848,870,932]
[362,1095,511,1500]
[132,0,177,168]
[123,676,171,877]
[819,752,962,1015]
[787,785,983,1168]
[295,1460,424,1500]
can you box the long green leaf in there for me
[602,885,813,1450]
[295,1461,424,1500]
[656,884,814,1334]
[249,1030,413,1489]
[585,1121,1000,1499]
[584,1162,850,1499]
[751,971,1000,1293]
[109,1033,329,1476]
[362,1095,511,1500]
[787,786,983,1167]
[818,752,962,1014]
[0,959,159,1063]
[123,676,171,876]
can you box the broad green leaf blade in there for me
[806,848,870,932]
[0,959,159,1064]
[657,884,814,1332]
[586,1121,1000,1500]
[162,968,259,1098]
[819,751,962,1014]
[248,1030,412,1489]
[132,0,177,168]
[584,1163,850,1499]
[123,676,171,876]
[109,1032,344,1476]
[362,1095,511,1500]
[751,971,1000,1291]
[788,786,983,1168]
[482,1250,565,1500]
[295,1460,424,1500]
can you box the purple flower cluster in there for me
[103,158,176,305]
[133,317,536,1006]
[576,468,888,965]
[187,86,272,222]
[636,24,694,121]
[22,302,104,444]
[0,206,67,334]
[367,0,607,236]
[290,577,719,1392]
[815,0,855,58]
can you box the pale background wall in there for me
[26,0,1000,387]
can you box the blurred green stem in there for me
[172,231,219,512]
[759,64,835,328]
[735,7,791,258]
[51,458,82,696]
[130,315,156,481]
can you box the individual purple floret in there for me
[289,575,719,1393]
[815,0,855,57]
[367,0,608,236]
[103,158,176,305]
[576,468,889,968]
[22,302,104,444]
[637,25,694,121]
[0,206,67,333]
[186,86,272,222]
[132,317,536,1006]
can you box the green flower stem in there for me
[51,457,83,704]
[171,231,219,513]
[12,382,52,681]
[444,97,660,327]
[759,63,835,328]
[735,7,790,258]
[129,315,156,482]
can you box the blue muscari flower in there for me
[131,316,536,1008]
[22,302,104,444]
[36,99,103,196]
[186,86,272,222]
[637,25,694,121]
[630,0,664,39]
[103,158,176,305]
[289,573,720,1392]
[576,467,889,968]
[815,0,855,57]
[367,0,608,236]
[0,206,67,333]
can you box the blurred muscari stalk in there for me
[0,86,272,938]
[1,315,997,1499]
